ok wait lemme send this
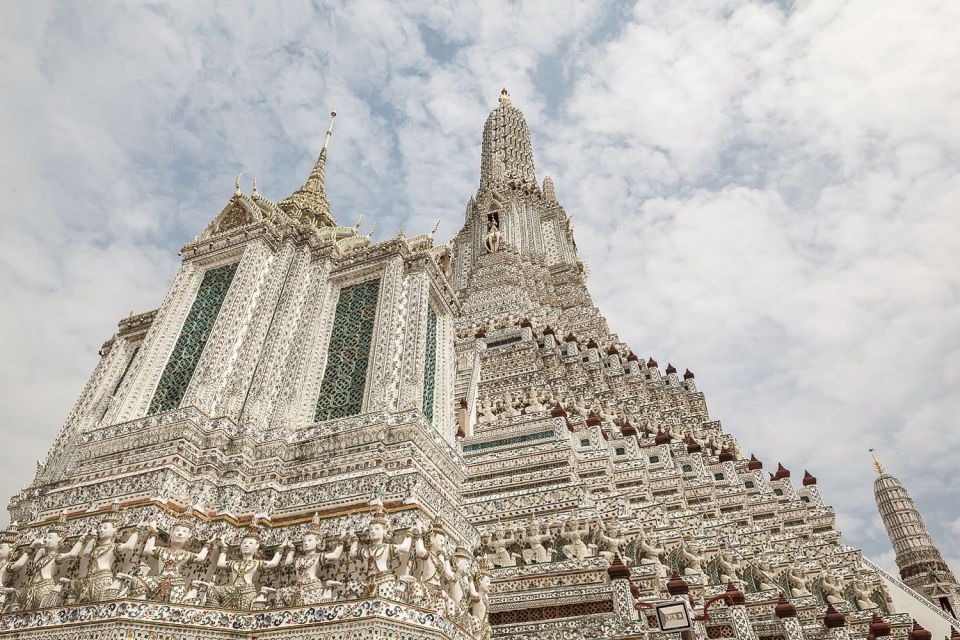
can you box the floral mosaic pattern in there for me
[422,305,437,422]
[314,278,380,422]
[0,598,474,639]
[148,263,238,414]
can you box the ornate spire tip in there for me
[869,448,885,475]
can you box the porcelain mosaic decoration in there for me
[1,92,958,640]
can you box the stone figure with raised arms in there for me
[203,520,285,611]
[279,513,346,606]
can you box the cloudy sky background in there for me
[1,1,958,573]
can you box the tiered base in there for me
[0,598,476,640]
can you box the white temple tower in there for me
[872,454,960,618]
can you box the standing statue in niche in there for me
[76,504,143,603]
[484,218,502,253]
[122,512,210,603]
[278,513,346,606]
[204,522,285,611]
[21,515,85,610]
[348,501,416,595]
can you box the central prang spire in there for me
[479,88,538,194]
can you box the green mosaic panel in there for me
[148,263,238,414]
[422,306,437,422]
[314,278,380,422]
[462,430,553,452]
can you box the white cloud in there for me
[0,0,957,581]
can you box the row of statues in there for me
[472,518,884,611]
[477,388,555,424]
[0,502,492,634]
[0,506,888,621]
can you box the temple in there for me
[0,91,957,640]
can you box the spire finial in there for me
[234,173,243,197]
[366,222,377,239]
[354,213,363,230]
[869,448,885,474]
[323,109,337,151]
[431,219,440,235]
[499,87,511,106]
[251,175,259,200]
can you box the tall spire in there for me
[279,110,338,226]
[873,457,960,617]
[479,88,537,194]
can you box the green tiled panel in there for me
[422,306,437,422]
[148,263,238,414]
[314,278,381,422]
[462,430,553,452]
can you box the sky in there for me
[0,1,958,575]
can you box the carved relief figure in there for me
[278,513,345,606]
[679,539,705,577]
[559,519,592,561]
[520,521,555,564]
[348,502,415,593]
[126,512,210,603]
[469,566,492,638]
[75,504,142,603]
[0,526,28,611]
[447,546,474,616]
[634,533,668,578]
[412,518,455,598]
[489,527,520,568]
[852,580,879,610]
[594,519,629,565]
[205,522,284,611]
[716,550,741,584]
[819,573,846,605]
[785,566,811,597]
[21,515,84,610]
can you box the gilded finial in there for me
[499,87,511,106]
[323,109,337,151]
[869,448,885,474]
